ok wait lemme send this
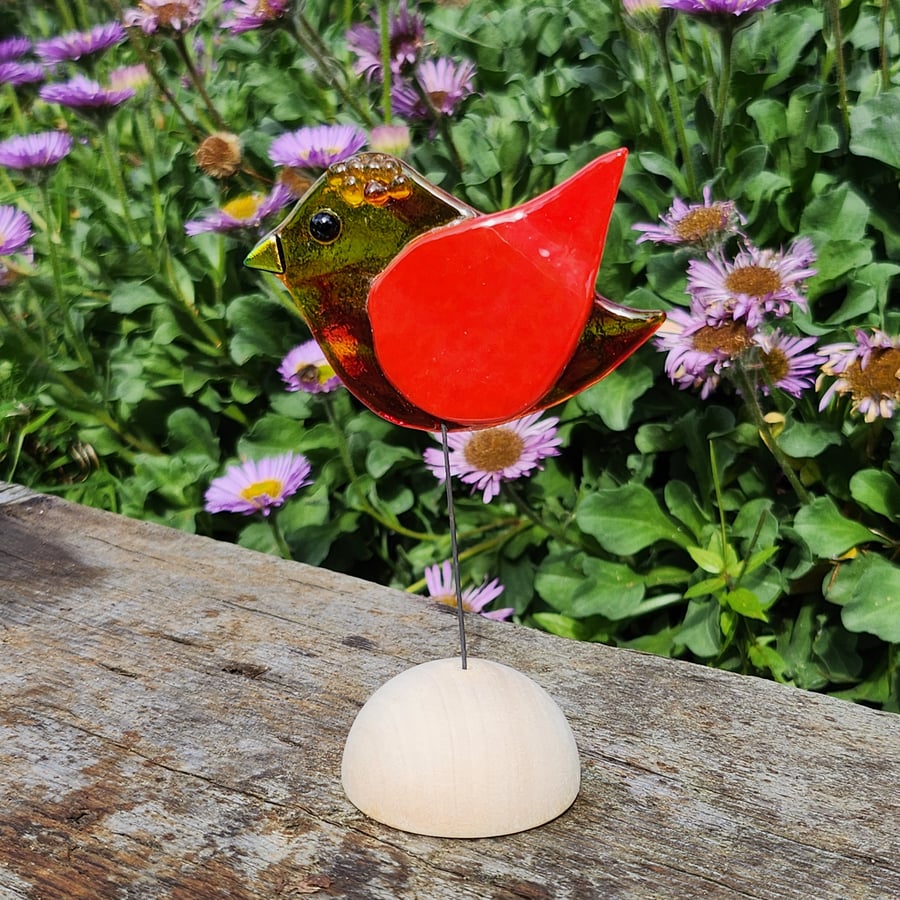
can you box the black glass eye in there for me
[309,209,342,244]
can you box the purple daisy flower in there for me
[35,22,126,65]
[40,74,135,110]
[0,205,33,256]
[392,57,477,120]
[204,452,313,516]
[654,305,753,397]
[184,182,293,235]
[0,61,46,88]
[123,0,206,34]
[423,560,514,621]
[0,130,73,172]
[686,237,816,326]
[222,0,290,33]
[0,37,32,63]
[424,413,562,504]
[661,0,779,15]
[268,124,367,171]
[818,329,900,422]
[634,186,744,249]
[346,0,425,81]
[750,331,819,398]
[278,340,343,394]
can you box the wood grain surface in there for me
[1,482,898,899]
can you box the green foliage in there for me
[1,0,898,709]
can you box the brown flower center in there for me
[195,132,242,179]
[296,364,320,385]
[674,206,728,243]
[692,321,753,356]
[143,1,192,27]
[463,428,525,472]
[724,264,782,298]
[846,348,900,400]
[760,348,789,383]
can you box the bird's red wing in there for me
[367,148,628,427]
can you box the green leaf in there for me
[535,553,645,620]
[812,626,863,683]
[227,294,293,364]
[687,545,725,574]
[677,598,722,657]
[849,469,900,522]
[800,183,869,241]
[684,575,727,599]
[166,407,218,460]
[576,358,654,431]
[724,587,768,622]
[776,419,842,458]
[793,497,877,558]
[849,89,900,168]
[664,480,710,542]
[841,557,900,642]
[530,612,596,641]
[775,604,829,691]
[109,282,166,314]
[581,557,646,619]
[365,440,420,479]
[576,484,692,555]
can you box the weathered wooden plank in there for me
[0,483,898,899]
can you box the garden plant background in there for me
[1,0,898,710]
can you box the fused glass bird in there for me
[245,148,664,431]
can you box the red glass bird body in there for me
[246,149,664,431]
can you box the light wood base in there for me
[341,657,581,838]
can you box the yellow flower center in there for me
[222,193,262,220]
[724,264,782,298]
[432,592,477,613]
[673,207,727,243]
[463,428,525,472]
[845,348,900,401]
[692,321,753,356]
[239,478,283,506]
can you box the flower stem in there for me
[268,512,293,560]
[99,122,147,254]
[825,0,851,138]
[732,361,811,505]
[656,23,697,196]
[37,181,92,368]
[711,22,735,172]
[410,75,465,174]
[379,0,393,124]
[634,35,677,161]
[175,34,229,132]
[290,13,374,126]
[501,482,592,551]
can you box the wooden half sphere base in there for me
[341,657,580,838]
